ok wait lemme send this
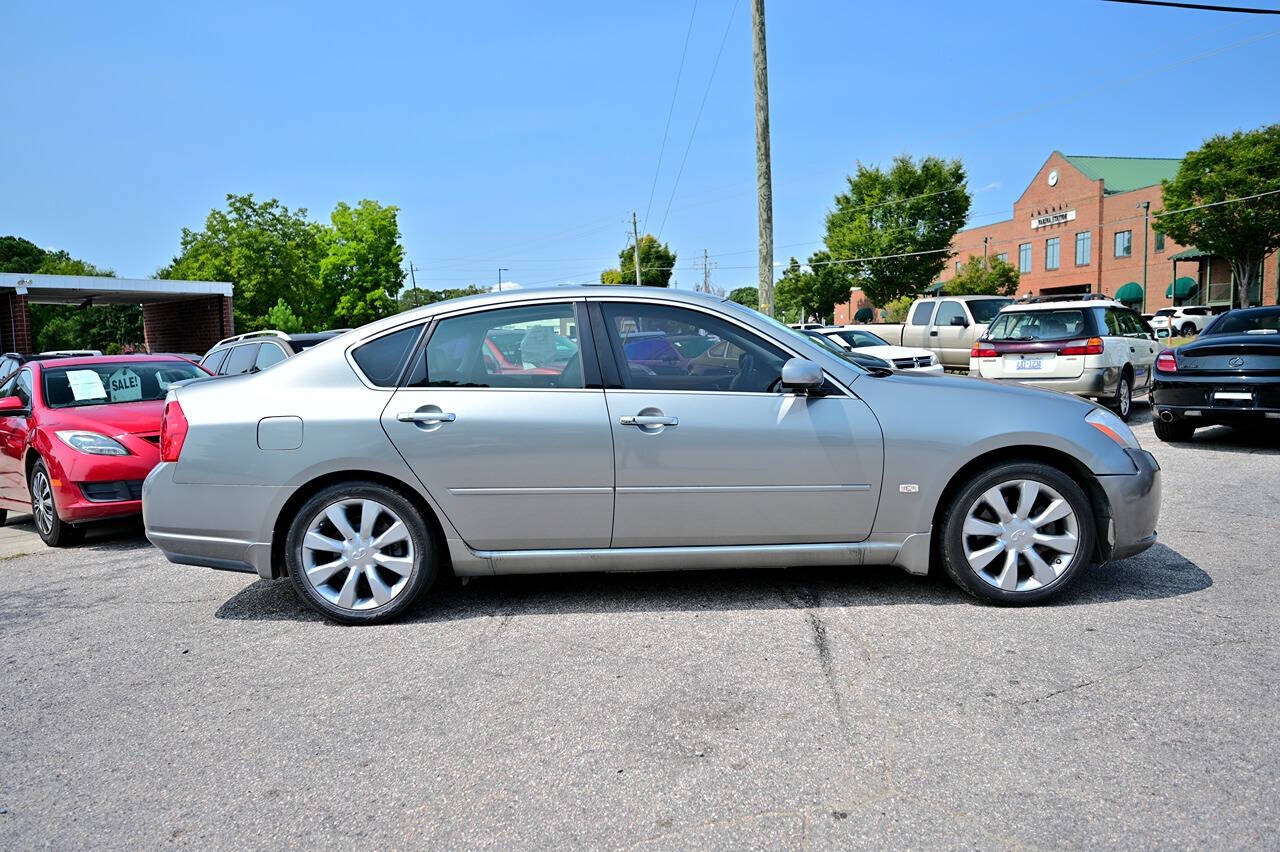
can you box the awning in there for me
[926,281,945,294]
[1114,281,1144,304]
[1166,276,1198,299]
[854,307,874,322]
[1169,246,1212,261]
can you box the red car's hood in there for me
[47,400,165,436]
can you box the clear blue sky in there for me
[3,1,1278,291]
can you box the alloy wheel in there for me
[961,479,1079,592]
[299,499,416,611]
[1117,379,1131,419]
[31,471,55,536]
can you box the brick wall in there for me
[0,293,33,354]
[143,296,233,355]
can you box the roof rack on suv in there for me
[210,330,291,348]
[1016,293,1116,304]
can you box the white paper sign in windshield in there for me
[66,370,108,402]
[107,368,143,402]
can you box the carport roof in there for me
[0,272,232,305]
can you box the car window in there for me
[254,342,287,371]
[1204,308,1280,336]
[351,325,422,386]
[602,302,789,393]
[967,299,1012,323]
[909,302,935,326]
[201,348,229,374]
[222,344,260,375]
[40,361,204,408]
[1154,309,1175,317]
[1119,312,1147,338]
[14,369,33,408]
[406,303,582,389]
[830,329,886,348]
[934,301,966,327]
[1103,309,1126,337]
[986,309,1087,341]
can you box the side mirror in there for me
[950,316,969,327]
[0,395,26,413]
[780,358,823,392]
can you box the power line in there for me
[656,0,742,239]
[1102,0,1280,13]
[642,1,699,234]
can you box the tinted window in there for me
[934,301,966,327]
[407,304,581,389]
[1103,309,1125,337]
[254,343,287,371]
[986,310,1088,341]
[223,344,259,375]
[968,299,1012,323]
[1119,312,1148,338]
[201,348,229,374]
[352,325,422,387]
[910,302,936,326]
[1204,308,1280,336]
[603,302,788,393]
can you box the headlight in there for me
[55,430,130,456]
[1084,409,1140,449]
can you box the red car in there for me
[0,355,207,545]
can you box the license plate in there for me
[1214,391,1253,401]
[1015,358,1044,371]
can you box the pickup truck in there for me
[839,295,1012,369]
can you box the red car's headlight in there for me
[54,430,130,456]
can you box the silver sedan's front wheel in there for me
[941,462,1096,604]
[285,482,437,624]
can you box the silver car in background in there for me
[143,287,1160,624]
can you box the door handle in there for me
[619,414,678,427]
[929,331,939,337]
[397,411,456,424]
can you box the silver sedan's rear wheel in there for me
[285,482,437,624]
[940,462,1096,604]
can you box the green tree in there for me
[1156,124,1280,307]
[728,286,759,310]
[0,236,47,273]
[601,234,677,287]
[263,298,305,334]
[159,194,326,333]
[399,285,486,310]
[943,254,1020,297]
[823,154,971,308]
[321,200,406,326]
[882,296,914,323]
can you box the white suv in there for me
[969,296,1159,421]
[1149,306,1213,337]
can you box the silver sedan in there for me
[143,287,1161,624]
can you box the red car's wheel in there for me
[30,460,83,547]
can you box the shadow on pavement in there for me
[214,542,1211,625]
[1150,423,1280,455]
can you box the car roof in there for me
[999,299,1124,312]
[26,353,191,371]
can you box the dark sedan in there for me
[1150,306,1280,441]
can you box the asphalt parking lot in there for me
[1,404,1276,849]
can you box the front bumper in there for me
[1097,448,1161,561]
[142,462,289,577]
[968,365,1117,397]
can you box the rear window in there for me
[986,309,1089,341]
[351,325,422,386]
[1204,308,1280,336]
[967,298,1012,324]
[223,344,260,375]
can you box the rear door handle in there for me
[619,415,678,427]
[397,411,456,424]
[929,331,939,337]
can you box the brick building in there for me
[834,151,1278,323]
[0,273,233,355]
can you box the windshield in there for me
[42,361,205,408]
[967,299,1013,324]
[829,329,888,348]
[1154,309,1175,317]
[986,309,1088,341]
[1203,307,1280,336]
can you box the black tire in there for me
[1180,322,1196,336]
[0,508,8,526]
[29,460,83,547]
[1153,417,1195,442]
[1109,372,1134,422]
[285,481,437,625]
[938,461,1097,605]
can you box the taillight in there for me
[1155,350,1177,373]
[971,341,997,358]
[1060,337,1104,356]
[160,399,189,462]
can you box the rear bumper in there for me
[142,463,288,578]
[968,365,1116,397]
[1098,448,1161,561]
[1152,377,1280,423]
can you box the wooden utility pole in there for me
[632,212,644,287]
[702,249,711,292]
[751,0,774,316]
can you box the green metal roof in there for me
[1166,276,1198,299]
[1169,246,1212,261]
[1062,155,1182,194]
[926,280,945,294]
[1115,282,1144,304]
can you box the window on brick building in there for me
[1154,232,1165,252]
[1075,231,1091,266]
[995,252,1008,264]
[1045,237,1060,271]
[1115,230,1132,258]
[1019,243,1031,273]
